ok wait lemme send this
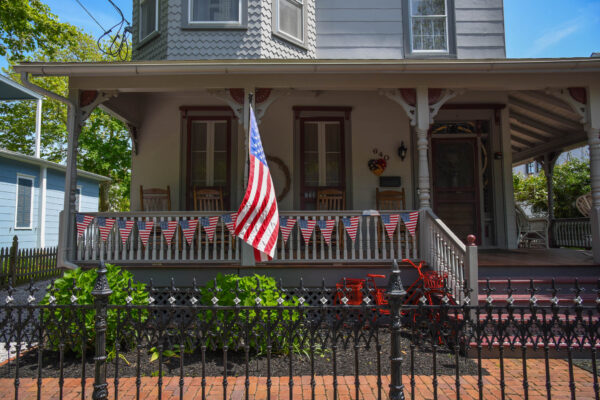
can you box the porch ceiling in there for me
[509,90,587,165]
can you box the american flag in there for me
[342,216,360,243]
[234,106,279,262]
[201,216,220,242]
[401,211,419,237]
[136,221,154,247]
[317,219,336,245]
[76,213,94,238]
[381,214,400,240]
[180,219,198,245]
[117,219,135,245]
[160,220,179,246]
[222,213,238,235]
[298,218,316,245]
[97,217,116,242]
[279,217,296,244]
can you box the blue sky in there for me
[2,0,600,71]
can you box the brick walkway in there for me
[0,359,596,399]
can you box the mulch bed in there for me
[0,335,484,379]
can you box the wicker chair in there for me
[576,193,592,217]
[515,205,548,248]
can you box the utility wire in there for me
[73,0,107,32]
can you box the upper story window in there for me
[140,0,159,41]
[15,175,34,230]
[404,0,455,57]
[273,0,305,46]
[184,0,247,28]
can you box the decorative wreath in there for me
[266,155,291,202]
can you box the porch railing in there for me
[551,217,592,249]
[75,210,419,265]
[421,209,478,303]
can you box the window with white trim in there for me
[189,0,241,23]
[409,0,449,52]
[273,0,304,44]
[140,0,158,41]
[15,175,34,229]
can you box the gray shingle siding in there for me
[132,0,169,61]
[455,0,506,58]
[131,0,505,61]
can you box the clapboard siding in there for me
[455,0,505,58]
[316,1,403,59]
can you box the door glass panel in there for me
[303,154,319,186]
[191,122,207,151]
[433,142,474,189]
[325,154,341,186]
[303,123,318,151]
[325,123,341,151]
[191,153,207,186]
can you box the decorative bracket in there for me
[127,123,139,155]
[80,90,119,121]
[208,88,289,124]
[546,87,588,124]
[379,88,464,126]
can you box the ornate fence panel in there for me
[1,263,598,400]
[552,218,592,249]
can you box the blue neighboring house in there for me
[0,149,110,248]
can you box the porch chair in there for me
[140,185,171,211]
[316,188,346,252]
[376,188,407,248]
[193,187,224,211]
[375,188,406,210]
[316,188,346,211]
[515,205,549,248]
[576,192,592,217]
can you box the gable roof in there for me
[0,149,111,182]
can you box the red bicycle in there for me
[402,259,456,306]
[333,274,390,315]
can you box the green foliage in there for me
[0,23,132,210]
[200,274,299,353]
[40,264,148,354]
[0,0,79,62]
[513,157,590,218]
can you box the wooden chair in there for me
[316,188,346,211]
[376,188,406,210]
[193,187,224,211]
[140,185,171,211]
[376,188,407,250]
[576,192,592,217]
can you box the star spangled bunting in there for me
[401,211,419,237]
[76,213,94,238]
[160,220,179,246]
[298,219,316,245]
[180,219,199,245]
[201,216,219,242]
[97,217,116,242]
[342,216,360,243]
[316,219,336,245]
[136,220,154,247]
[381,214,400,240]
[221,213,238,235]
[234,106,279,262]
[117,219,135,245]
[279,217,296,245]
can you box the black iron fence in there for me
[0,236,59,288]
[0,262,599,400]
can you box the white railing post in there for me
[465,235,478,305]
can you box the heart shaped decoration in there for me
[368,159,386,176]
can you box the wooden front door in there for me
[431,138,481,243]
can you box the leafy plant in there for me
[199,274,300,354]
[40,264,148,354]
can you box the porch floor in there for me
[478,248,598,267]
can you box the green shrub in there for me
[40,264,148,354]
[199,274,299,353]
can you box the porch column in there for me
[415,87,431,210]
[60,91,83,263]
[587,84,600,262]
